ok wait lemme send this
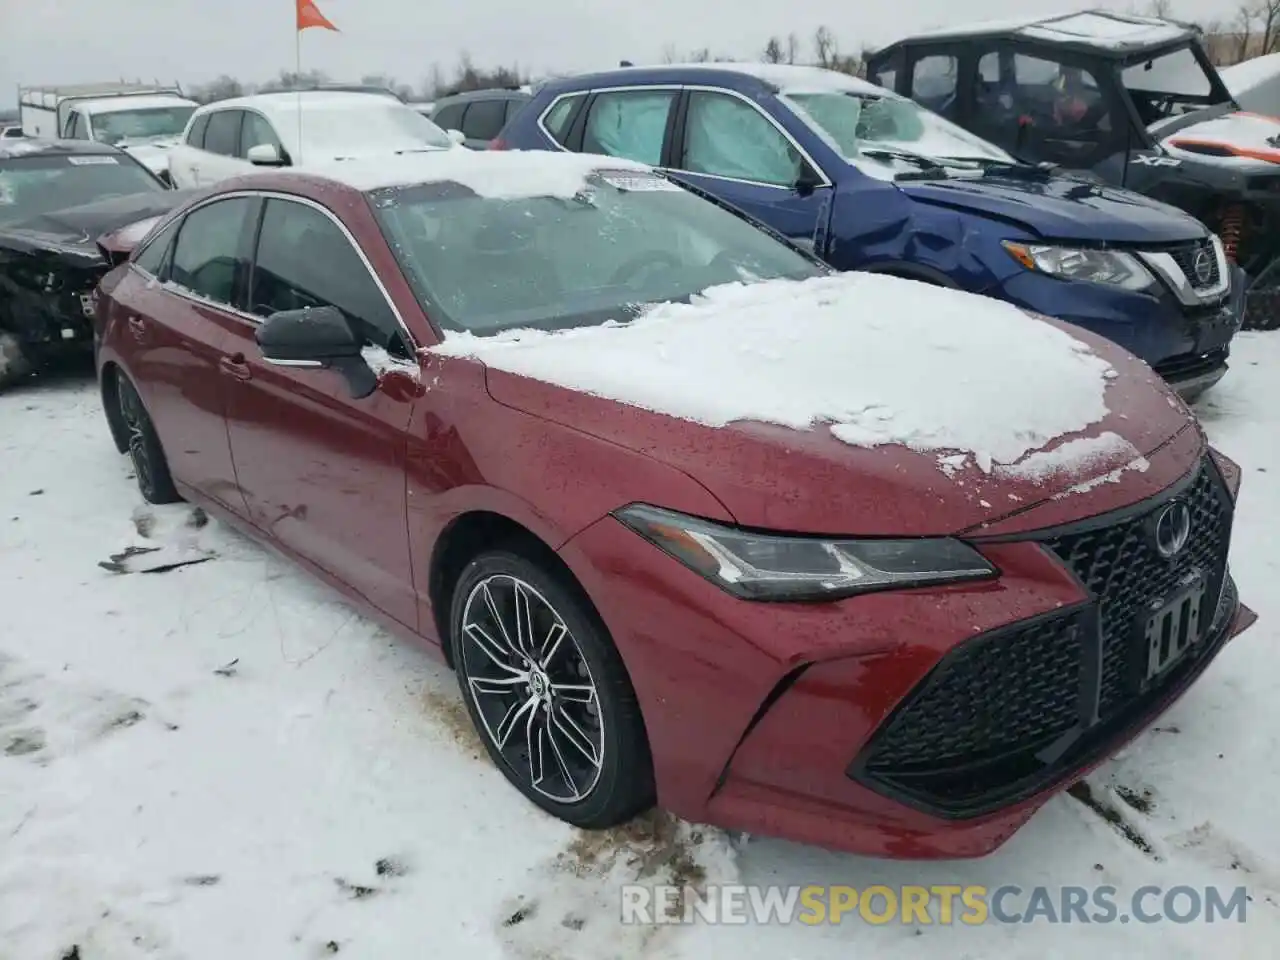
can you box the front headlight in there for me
[614,504,997,601]
[1003,241,1156,291]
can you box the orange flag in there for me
[297,0,338,31]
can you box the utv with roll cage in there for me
[867,9,1280,329]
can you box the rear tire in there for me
[116,373,181,504]
[449,549,655,828]
[0,332,32,392]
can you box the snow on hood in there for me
[433,274,1116,476]
[1161,112,1280,166]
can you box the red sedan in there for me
[93,150,1256,858]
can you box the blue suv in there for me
[497,63,1245,400]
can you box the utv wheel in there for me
[0,332,32,391]
[116,374,181,504]
[449,550,655,827]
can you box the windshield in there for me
[91,106,196,144]
[781,91,1013,167]
[372,171,820,336]
[1121,44,1227,126]
[0,154,163,225]
[300,102,453,155]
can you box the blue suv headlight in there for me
[1003,241,1156,292]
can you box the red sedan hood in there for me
[479,341,1197,538]
[440,275,1202,537]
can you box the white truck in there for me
[17,83,198,182]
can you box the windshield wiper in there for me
[937,155,1056,179]
[859,148,951,180]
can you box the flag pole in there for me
[295,25,304,163]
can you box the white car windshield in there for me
[372,170,820,335]
[91,107,196,144]
[299,102,453,156]
[781,91,1013,168]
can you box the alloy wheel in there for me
[459,574,605,804]
[117,380,155,500]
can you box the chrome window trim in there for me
[130,189,420,355]
[535,82,832,190]
[1136,234,1231,306]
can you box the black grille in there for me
[1153,348,1228,383]
[867,613,1084,769]
[1044,462,1231,717]
[852,457,1235,818]
[1168,240,1222,290]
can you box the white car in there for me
[167,91,457,189]
[1220,52,1280,117]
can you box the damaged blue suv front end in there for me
[499,63,1244,401]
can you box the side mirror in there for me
[446,128,466,145]
[794,163,823,197]
[256,305,376,398]
[247,143,286,166]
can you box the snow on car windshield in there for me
[371,170,820,334]
[297,101,453,156]
[432,272,1118,475]
[0,154,164,225]
[91,107,196,145]
[781,91,1012,172]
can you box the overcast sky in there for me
[0,0,1231,110]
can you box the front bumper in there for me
[561,453,1253,859]
[996,260,1244,398]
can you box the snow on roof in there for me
[1220,52,1280,96]
[78,94,196,114]
[431,273,1116,474]
[312,148,652,197]
[197,90,402,119]
[662,62,888,97]
[904,10,1193,51]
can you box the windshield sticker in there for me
[598,173,682,192]
[67,156,120,165]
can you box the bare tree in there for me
[785,33,799,64]
[661,42,679,64]
[813,26,836,68]
[189,75,244,104]
[763,36,784,64]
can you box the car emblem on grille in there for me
[1192,248,1213,285]
[1153,500,1192,558]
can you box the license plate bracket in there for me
[1143,577,1207,686]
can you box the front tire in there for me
[116,373,181,504]
[449,550,655,828]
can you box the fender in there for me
[856,260,959,287]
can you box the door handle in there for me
[219,354,252,381]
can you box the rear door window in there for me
[202,110,242,156]
[170,197,254,305]
[461,99,508,141]
[581,90,676,165]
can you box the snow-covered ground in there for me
[2,338,1280,959]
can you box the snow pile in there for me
[433,273,1117,473]
[997,432,1141,483]
[360,344,420,380]
[319,149,651,197]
